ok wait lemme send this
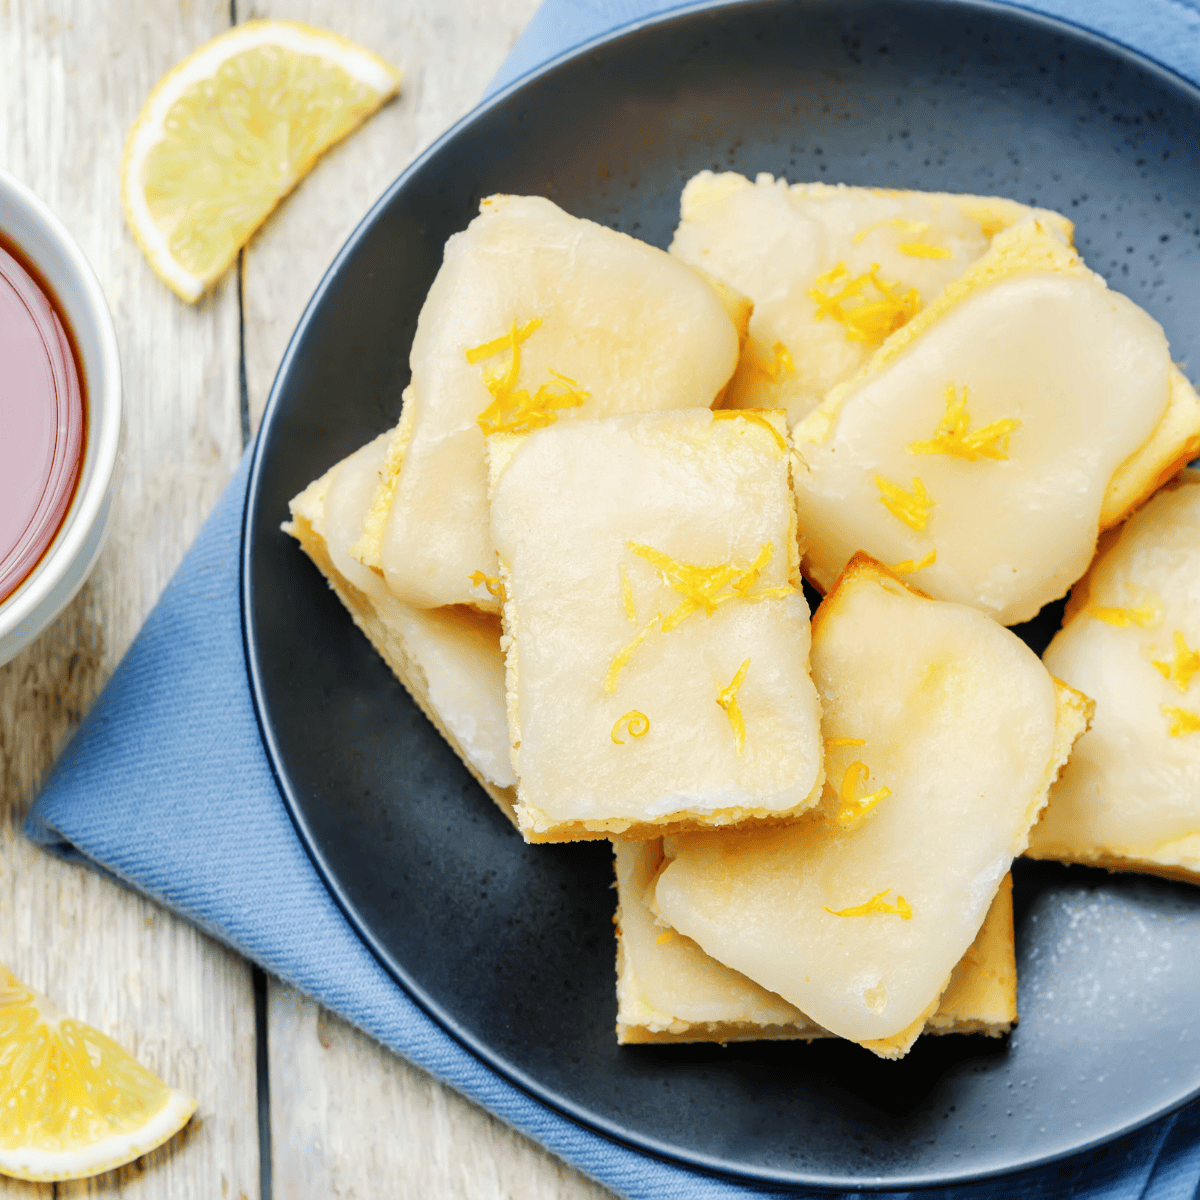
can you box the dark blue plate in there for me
[243,0,1200,1188]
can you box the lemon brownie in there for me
[486,408,823,843]
[652,555,1090,1058]
[668,171,1074,424]
[790,219,1200,625]
[615,838,1017,1045]
[355,194,744,614]
[284,434,518,824]
[1027,471,1200,883]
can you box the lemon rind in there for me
[121,19,401,302]
[0,1088,196,1183]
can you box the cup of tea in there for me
[0,168,122,666]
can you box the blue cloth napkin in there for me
[27,1,1200,1197]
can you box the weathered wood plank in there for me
[240,2,609,1194]
[0,1,259,1196]
[268,988,614,1200]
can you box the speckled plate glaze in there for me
[243,0,1200,1188]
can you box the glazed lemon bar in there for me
[650,555,1090,1058]
[669,170,1073,424]
[615,838,1017,1045]
[790,219,1200,625]
[285,434,518,823]
[353,194,747,614]
[486,408,824,843]
[1027,471,1200,884]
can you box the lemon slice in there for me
[0,964,197,1182]
[122,20,401,301]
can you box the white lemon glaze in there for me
[653,560,1066,1045]
[1030,473,1200,875]
[668,172,1069,424]
[374,194,740,611]
[488,409,823,838]
[791,231,1171,625]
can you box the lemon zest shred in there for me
[825,890,913,919]
[1152,659,1173,680]
[825,736,866,748]
[620,566,637,623]
[875,475,934,531]
[468,318,589,436]
[852,218,930,243]
[604,616,661,694]
[1163,705,1200,736]
[909,385,1020,461]
[889,549,937,575]
[1088,591,1161,629]
[808,261,920,343]
[611,710,650,744]
[656,929,679,945]
[469,570,505,601]
[465,318,541,364]
[628,541,794,634]
[1155,632,1200,693]
[754,341,797,384]
[836,762,892,828]
[716,659,751,754]
[897,241,953,259]
[712,408,788,453]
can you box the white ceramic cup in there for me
[0,168,122,667]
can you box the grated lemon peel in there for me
[875,475,934,531]
[897,241,952,259]
[852,218,930,243]
[1163,705,1200,736]
[909,384,1020,462]
[1150,632,1200,693]
[808,262,920,343]
[611,711,650,744]
[1088,587,1162,629]
[604,616,661,694]
[468,319,590,436]
[469,570,505,602]
[825,890,913,919]
[825,736,866,748]
[712,409,788,453]
[889,549,936,575]
[716,659,751,754]
[754,341,797,384]
[604,543,793,692]
[836,762,892,828]
[620,567,637,623]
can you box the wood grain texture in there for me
[268,989,614,1200]
[0,1,257,1196]
[238,2,608,1195]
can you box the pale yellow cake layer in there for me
[285,437,518,826]
[486,409,824,843]
[791,219,1195,625]
[614,838,1015,1047]
[652,556,1090,1056]
[1027,470,1200,883]
[669,172,1073,424]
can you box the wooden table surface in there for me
[0,3,614,1196]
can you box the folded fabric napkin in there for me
[27,1,1200,1197]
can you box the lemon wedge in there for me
[0,964,196,1181]
[122,20,401,301]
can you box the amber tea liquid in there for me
[0,231,86,604]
